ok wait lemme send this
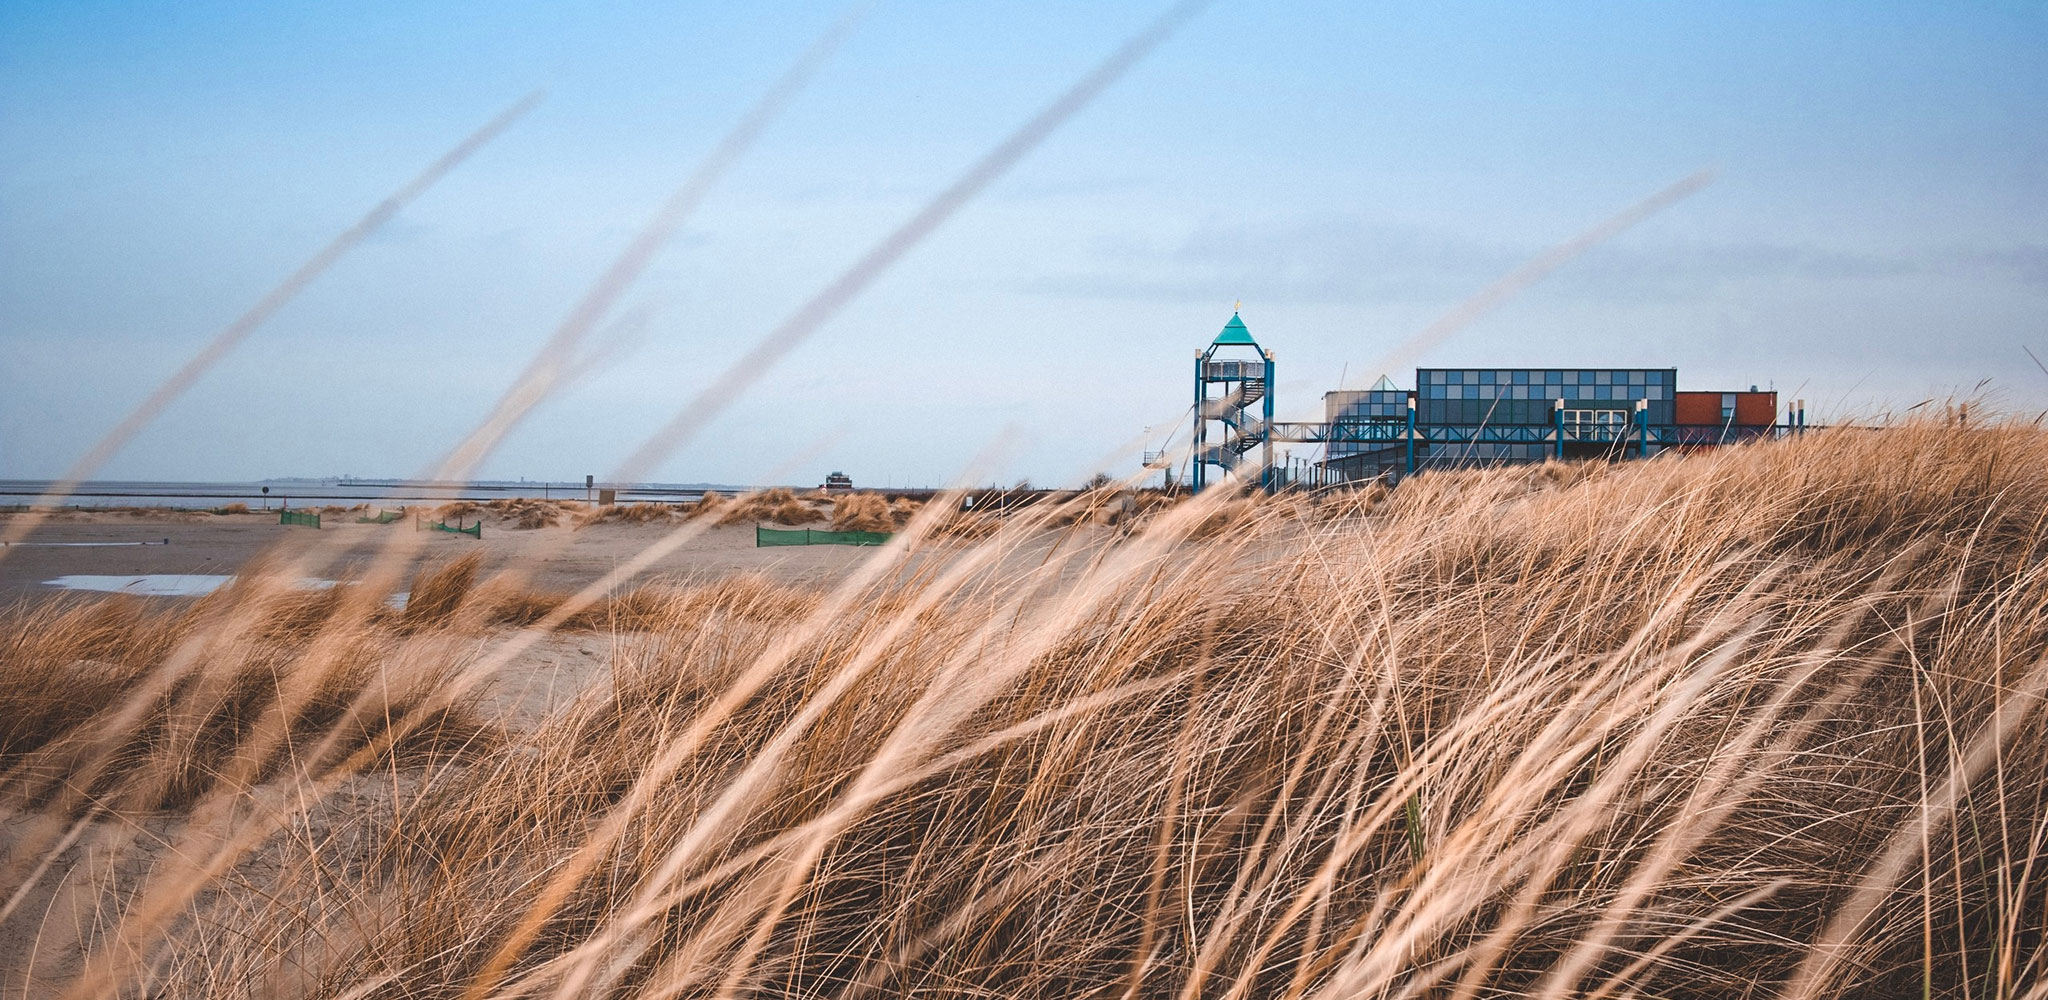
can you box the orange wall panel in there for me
[1677,391,1778,427]
[1674,392,1721,425]
[1734,392,1778,427]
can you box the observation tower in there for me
[1191,311,1274,491]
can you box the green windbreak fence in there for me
[431,520,482,539]
[357,510,402,524]
[756,526,891,547]
[279,510,321,529]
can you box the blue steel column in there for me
[1262,351,1276,493]
[1404,393,1417,476]
[1553,398,1566,459]
[1192,354,1205,492]
[1637,399,1649,458]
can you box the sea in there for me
[0,479,739,510]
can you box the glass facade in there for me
[1323,387,1410,461]
[1414,369,1676,428]
[1321,368,1684,478]
[1323,388,1409,421]
[1419,442,1551,465]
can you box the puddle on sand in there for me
[43,574,408,608]
[44,574,241,596]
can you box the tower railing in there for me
[1203,359,1263,380]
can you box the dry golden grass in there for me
[889,496,923,524]
[717,487,827,527]
[473,496,571,529]
[575,502,679,528]
[925,508,1002,542]
[515,508,560,529]
[685,490,727,520]
[828,493,894,532]
[0,577,497,818]
[4,425,2047,998]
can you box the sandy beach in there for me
[0,507,892,604]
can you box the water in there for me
[0,478,735,510]
[43,574,409,607]
[44,574,295,596]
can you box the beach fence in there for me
[412,510,482,538]
[279,510,321,529]
[755,526,891,547]
[356,509,403,524]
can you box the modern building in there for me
[1178,312,1796,490]
[1321,369,1780,481]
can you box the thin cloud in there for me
[1024,213,2048,306]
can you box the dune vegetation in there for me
[2,422,2045,998]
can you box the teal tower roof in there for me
[1212,312,1258,346]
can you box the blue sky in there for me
[3,1,2043,486]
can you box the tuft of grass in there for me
[829,493,894,532]
[888,496,923,524]
[515,508,560,529]
[717,488,827,526]
[582,502,678,526]
[399,552,485,632]
[470,497,569,529]
[685,490,727,520]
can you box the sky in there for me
[2,1,2043,487]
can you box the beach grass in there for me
[2,422,2045,997]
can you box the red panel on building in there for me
[1674,392,1722,425]
[1734,392,1777,427]
[1677,390,1778,428]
